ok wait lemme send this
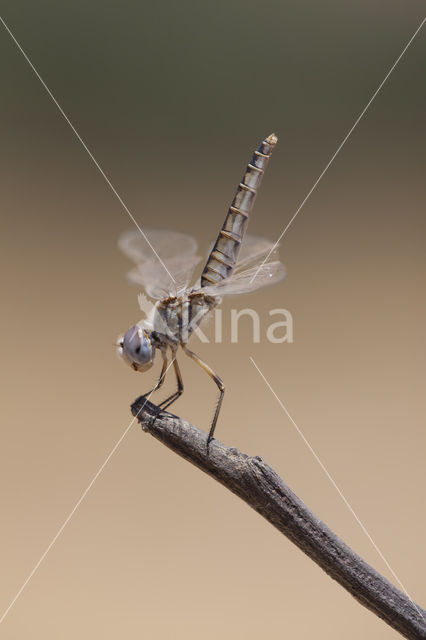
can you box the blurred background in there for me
[0,1,425,638]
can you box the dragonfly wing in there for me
[127,254,202,299]
[119,229,201,298]
[234,234,279,273]
[119,228,198,263]
[126,265,170,299]
[201,260,286,297]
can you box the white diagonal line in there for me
[250,16,426,283]
[0,359,176,625]
[250,356,425,623]
[0,15,176,285]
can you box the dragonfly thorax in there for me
[151,292,218,346]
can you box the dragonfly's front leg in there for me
[158,353,184,411]
[141,350,168,399]
[181,345,225,444]
[143,350,179,428]
[136,352,168,426]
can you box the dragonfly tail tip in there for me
[266,133,278,145]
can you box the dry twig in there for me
[131,396,426,640]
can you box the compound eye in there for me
[122,325,152,365]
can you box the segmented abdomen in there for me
[200,133,278,288]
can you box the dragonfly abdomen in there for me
[200,133,278,287]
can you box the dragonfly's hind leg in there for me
[181,345,225,444]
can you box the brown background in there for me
[0,1,425,638]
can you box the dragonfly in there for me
[117,133,285,442]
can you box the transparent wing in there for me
[201,261,286,297]
[234,235,279,274]
[127,254,202,299]
[119,228,198,263]
[119,229,201,299]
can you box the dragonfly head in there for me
[117,325,155,372]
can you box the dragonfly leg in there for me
[158,354,184,411]
[142,350,168,398]
[181,345,225,444]
[145,353,183,429]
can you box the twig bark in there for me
[131,396,426,640]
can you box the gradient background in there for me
[1,2,425,638]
